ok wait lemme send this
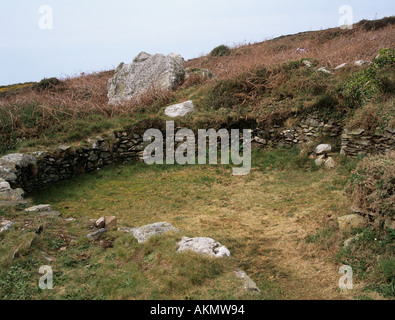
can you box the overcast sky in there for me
[0,0,393,85]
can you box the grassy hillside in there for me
[0,17,394,155]
[0,17,394,301]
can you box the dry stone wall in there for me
[0,116,394,195]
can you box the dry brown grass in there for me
[185,24,395,80]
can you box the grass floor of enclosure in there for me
[0,149,392,300]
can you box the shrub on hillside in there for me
[346,152,395,220]
[373,48,395,68]
[33,77,63,92]
[210,45,231,57]
[341,67,380,108]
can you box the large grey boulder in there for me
[108,52,186,104]
[0,153,37,172]
[164,100,194,118]
[177,237,231,258]
[131,222,180,243]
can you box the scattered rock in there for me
[25,204,62,217]
[105,216,117,229]
[303,60,312,68]
[343,237,355,249]
[108,52,185,104]
[95,217,106,229]
[235,269,261,293]
[164,100,194,118]
[335,63,347,70]
[314,144,332,155]
[131,222,180,243]
[87,228,107,241]
[177,237,231,258]
[315,155,326,166]
[253,137,267,145]
[0,166,17,182]
[354,60,371,67]
[118,226,133,233]
[324,157,336,168]
[25,204,53,213]
[317,67,332,74]
[0,220,15,233]
[338,214,367,232]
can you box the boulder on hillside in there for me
[164,100,194,118]
[107,52,186,104]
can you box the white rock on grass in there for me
[354,60,371,67]
[335,63,347,70]
[314,144,332,155]
[164,100,194,118]
[131,222,180,243]
[317,67,332,74]
[177,237,231,258]
[0,220,15,233]
[25,204,62,217]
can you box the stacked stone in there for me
[253,116,342,149]
[341,127,395,156]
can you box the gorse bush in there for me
[32,77,63,92]
[341,67,380,108]
[210,45,231,57]
[346,152,395,220]
[373,48,395,68]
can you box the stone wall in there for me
[0,116,394,195]
[252,116,342,148]
[0,131,147,194]
[340,127,395,156]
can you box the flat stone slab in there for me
[177,237,231,258]
[164,100,194,118]
[131,222,180,243]
[25,204,61,217]
[0,220,15,233]
[87,228,107,241]
[314,144,332,155]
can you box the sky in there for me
[0,0,394,85]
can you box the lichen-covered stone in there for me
[177,237,231,258]
[131,222,180,243]
[108,52,185,104]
